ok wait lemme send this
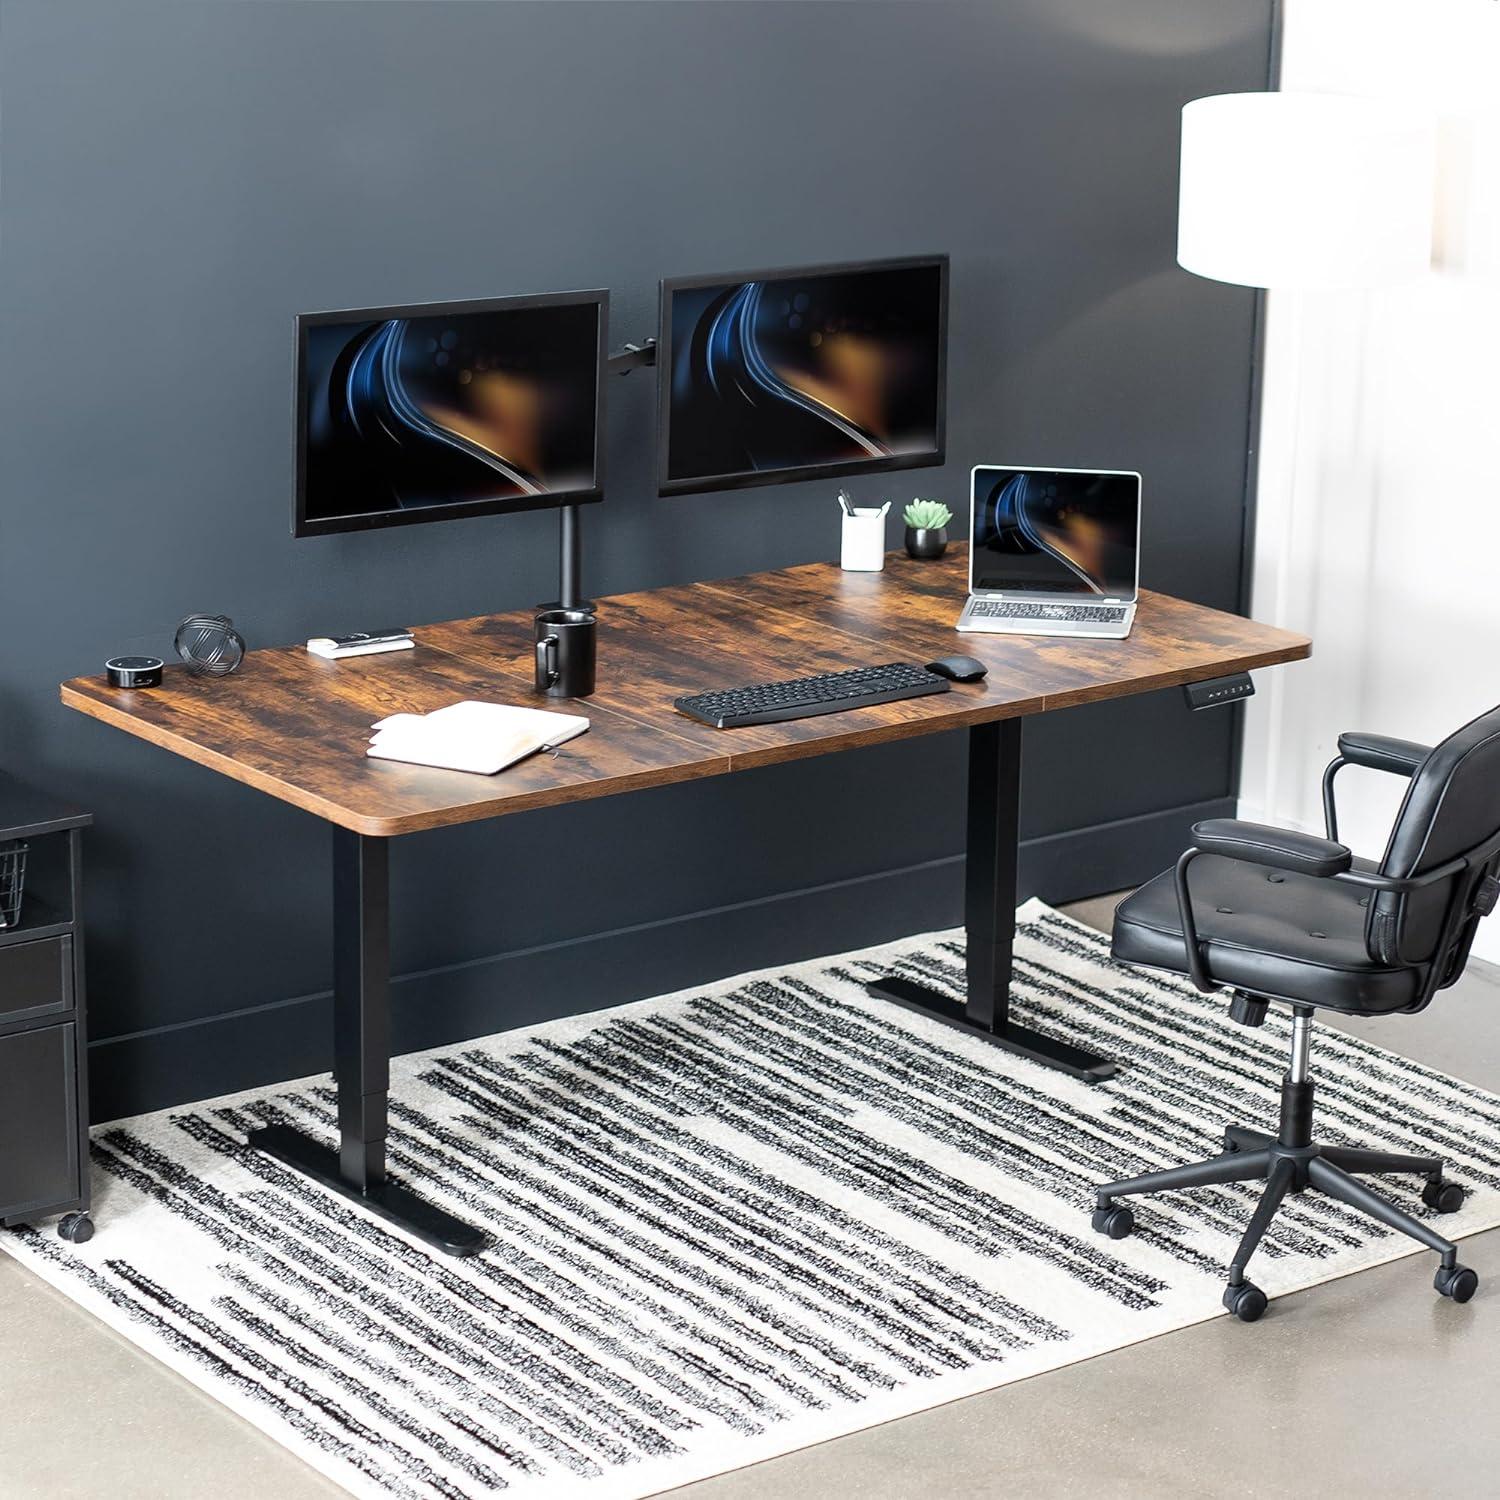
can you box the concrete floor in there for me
[3,893,1497,1500]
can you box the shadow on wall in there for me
[1016,269,1200,414]
[1023,0,1270,58]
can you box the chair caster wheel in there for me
[1434,1263,1478,1303]
[57,1213,94,1245]
[1091,1203,1135,1240]
[1223,1130,1241,1152]
[1422,1178,1465,1214]
[1223,1281,1267,1322]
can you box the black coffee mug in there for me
[534,607,596,699]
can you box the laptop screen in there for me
[970,466,1140,598]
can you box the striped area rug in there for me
[5,899,1499,1500]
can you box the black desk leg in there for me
[867,719,1119,1084]
[249,827,491,1256]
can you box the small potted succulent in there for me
[902,498,953,559]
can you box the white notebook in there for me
[367,700,589,776]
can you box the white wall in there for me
[1241,0,1500,958]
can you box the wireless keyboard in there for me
[674,662,950,728]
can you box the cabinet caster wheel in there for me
[1422,1178,1465,1214]
[57,1213,94,1245]
[1091,1203,1135,1240]
[1223,1281,1267,1322]
[1434,1263,1478,1303]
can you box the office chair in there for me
[1093,706,1500,1321]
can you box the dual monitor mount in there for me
[550,338,657,611]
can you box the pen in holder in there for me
[839,497,891,573]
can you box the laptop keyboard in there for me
[969,600,1127,624]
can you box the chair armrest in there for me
[1323,733,1430,840]
[1173,822,1355,992]
[1337,731,1430,778]
[1190,818,1354,877]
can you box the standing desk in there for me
[61,547,1309,1255]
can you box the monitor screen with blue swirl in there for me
[298,296,603,533]
[972,467,1140,597]
[661,259,945,495]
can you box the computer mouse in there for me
[926,654,988,683]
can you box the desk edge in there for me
[59,681,734,837]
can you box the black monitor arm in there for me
[551,340,658,609]
[607,338,657,376]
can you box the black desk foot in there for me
[249,1124,491,1258]
[867,977,1119,1083]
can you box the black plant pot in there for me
[905,525,949,560]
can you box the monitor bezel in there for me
[655,254,949,499]
[293,288,609,538]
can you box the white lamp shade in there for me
[1178,92,1436,290]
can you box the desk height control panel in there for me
[1183,672,1256,712]
[0,781,93,1244]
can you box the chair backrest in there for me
[1369,704,1500,982]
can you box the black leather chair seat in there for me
[1112,854,1422,1014]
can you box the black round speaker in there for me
[105,655,164,689]
[174,614,246,677]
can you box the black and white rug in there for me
[5,901,1498,1500]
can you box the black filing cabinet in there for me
[0,781,92,1243]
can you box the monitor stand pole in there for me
[540,504,593,614]
[560,504,581,610]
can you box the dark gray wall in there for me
[0,0,1273,1119]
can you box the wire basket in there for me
[0,840,28,929]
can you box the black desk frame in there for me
[249,720,1115,1258]
[249,829,488,1256]
[867,721,1118,1082]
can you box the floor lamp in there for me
[1175,90,1436,823]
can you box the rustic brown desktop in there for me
[61,547,1310,1255]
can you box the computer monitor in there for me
[294,290,607,537]
[656,255,947,497]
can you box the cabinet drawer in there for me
[0,1023,80,1217]
[0,936,72,1026]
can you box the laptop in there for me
[956,464,1140,639]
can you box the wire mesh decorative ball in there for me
[174,614,246,677]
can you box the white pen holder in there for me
[840,508,888,572]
